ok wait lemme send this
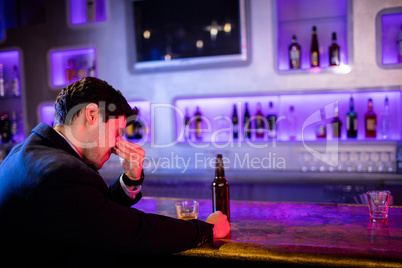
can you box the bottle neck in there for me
[215,158,225,178]
[349,101,355,111]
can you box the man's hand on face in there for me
[113,137,145,181]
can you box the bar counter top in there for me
[133,197,402,267]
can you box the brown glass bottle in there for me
[365,98,377,138]
[329,32,340,66]
[331,104,342,138]
[289,34,301,69]
[195,106,202,140]
[310,26,320,67]
[212,154,230,220]
[232,104,239,139]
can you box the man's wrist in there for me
[122,170,144,186]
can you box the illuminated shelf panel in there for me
[376,7,402,69]
[38,100,151,143]
[174,89,402,144]
[48,47,97,88]
[274,0,352,74]
[69,0,107,26]
[0,49,25,143]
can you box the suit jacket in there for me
[0,123,213,267]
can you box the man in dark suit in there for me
[0,77,229,267]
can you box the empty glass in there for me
[367,191,391,221]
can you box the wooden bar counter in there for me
[133,197,402,267]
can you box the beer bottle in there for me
[212,154,230,220]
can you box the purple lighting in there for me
[69,0,107,25]
[0,50,20,81]
[381,12,402,65]
[175,90,402,143]
[49,47,96,87]
[276,0,348,71]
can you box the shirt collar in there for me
[54,129,82,158]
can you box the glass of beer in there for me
[175,201,199,220]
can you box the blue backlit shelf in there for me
[273,0,353,74]
[376,7,402,69]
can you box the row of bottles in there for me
[289,26,340,69]
[184,102,285,141]
[319,97,390,140]
[182,96,393,142]
[65,58,96,83]
[0,111,23,144]
[0,64,20,98]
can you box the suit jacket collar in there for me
[32,123,82,161]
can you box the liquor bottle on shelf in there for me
[381,96,390,140]
[65,59,78,83]
[255,102,265,138]
[88,59,96,77]
[0,63,5,97]
[77,61,88,79]
[0,112,11,143]
[126,121,135,139]
[87,0,96,22]
[243,103,251,139]
[310,26,320,68]
[329,32,340,66]
[289,35,301,69]
[11,65,20,97]
[212,154,230,220]
[346,96,358,138]
[331,103,342,138]
[287,106,297,141]
[184,108,191,140]
[133,118,143,140]
[195,106,202,140]
[316,108,326,139]
[267,102,277,139]
[365,98,377,138]
[126,108,143,140]
[398,24,402,63]
[10,111,18,142]
[231,104,238,139]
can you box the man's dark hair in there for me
[54,77,137,126]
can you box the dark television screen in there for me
[131,0,248,71]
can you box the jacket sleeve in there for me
[108,170,144,207]
[30,167,214,255]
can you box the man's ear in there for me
[85,103,99,125]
